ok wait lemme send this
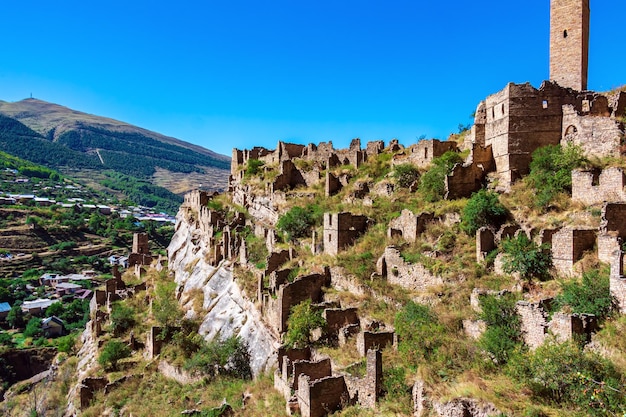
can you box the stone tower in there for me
[550,0,590,91]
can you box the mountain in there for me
[0,98,230,193]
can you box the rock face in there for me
[168,208,279,377]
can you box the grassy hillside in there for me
[0,99,230,194]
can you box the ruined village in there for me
[2,0,626,416]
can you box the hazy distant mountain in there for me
[0,98,230,192]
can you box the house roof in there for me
[56,282,82,290]
[0,302,11,313]
[22,299,58,311]
[42,316,64,327]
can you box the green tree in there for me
[509,341,625,414]
[45,302,65,318]
[24,317,43,338]
[502,234,552,280]
[245,159,264,177]
[419,151,463,202]
[527,144,586,209]
[478,293,522,364]
[7,305,25,329]
[284,300,326,348]
[276,205,322,240]
[554,269,614,320]
[98,339,131,371]
[393,164,420,188]
[460,189,508,236]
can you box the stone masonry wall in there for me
[323,213,369,256]
[378,246,444,291]
[572,167,626,205]
[562,104,623,159]
[551,227,596,276]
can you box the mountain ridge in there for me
[0,98,229,161]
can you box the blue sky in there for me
[0,1,624,157]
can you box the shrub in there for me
[110,302,136,335]
[245,159,264,177]
[419,151,463,202]
[478,293,522,364]
[393,164,420,188]
[554,269,614,320]
[460,189,508,236]
[23,317,42,338]
[527,144,586,209]
[276,205,322,240]
[98,339,131,370]
[395,301,445,365]
[509,340,625,414]
[501,234,551,280]
[185,336,252,380]
[284,300,326,349]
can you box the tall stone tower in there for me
[549,0,590,91]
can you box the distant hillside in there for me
[0,98,230,191]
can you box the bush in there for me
[276,205,322,240]
[284,300,326,349]
[23,317,42,338]
[554,269,614,320]
[478,293,522,364]
[393,164,420,188]
[527,144,586,209]
[419,151,463,202]
[98,339,131,370]
[245,159,264,177]
[501,234,551,280]
[509,341,625,414]
[460,189,508,236]
[110,302,136,335]
[395,301,445,365]
[185,336,252,380]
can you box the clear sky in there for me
[0,1,624,157]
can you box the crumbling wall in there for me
[445,144,494,199]
[387,210,434,243]
[562,104,623,159]
[516,300,551,349]
[551,227,596,276]
[610,250,626,314]
[377,246,444,291]
[476,228,496,262]
[395,139,457,168]
[265,270,331,334]
[357,331,394,356]
[297,375,348,417]
[480,81,576,189]
[572,167,626,205]
[323,213,369,256]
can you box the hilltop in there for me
[0,98,230,197]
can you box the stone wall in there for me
[475,81,576,189]
[323,213,369,256]
[323,308,359,340]
[572,167,626,205]
[265,270,331,334]
[516,299,597,349]
[551,227,596,276]
[610,250,626,314]
[516,300,552,350]
[377,246,444,291]
[357,331,394,356]
[292,358,332,390]
[476,228,496,262]
[562,104,623,159]
[387,210,434,243]
[445,144,494,199]
[393,139,457,168]
[297,375,348,417]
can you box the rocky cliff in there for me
[167,206,279,377]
